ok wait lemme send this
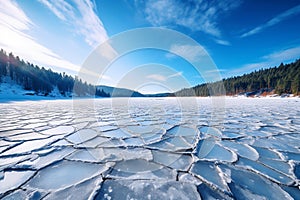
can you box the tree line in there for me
[0,49,110,97]
[0,49,299,97]
[175,59,300,96]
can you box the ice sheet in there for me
[0,98,299,199]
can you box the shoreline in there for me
[0,94,299,104]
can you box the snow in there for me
[0,97,299,199]
[0,78,66,102]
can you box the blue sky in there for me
[0,0,300,93]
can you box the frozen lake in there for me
[0,97,299,199]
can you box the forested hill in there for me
[0,49,109,97]
[175,59,300,96]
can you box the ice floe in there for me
[26,160,108,190]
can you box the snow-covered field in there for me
[0,97,299,199]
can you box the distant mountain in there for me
[144,92,174,97]
[96,85,144,97]
[175,59,300,96]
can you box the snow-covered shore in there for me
[1,80,298,103]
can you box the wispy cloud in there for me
[0,0,80,73]
[38,0,108,47]
[168,44,207,62]
[205,69,227,73]
[135,0,241,45]
[147,71,183,81]
[232,46,300,74]
[262,46,300,61]
[146,74,167,81]
[168,71,183,78]
[241,4,300,38]
[214,39,231,46]
[0,0,33,31]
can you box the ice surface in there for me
[191,161,230,193]
[152,150,193,171]
[178,172,202,186]
[253,146,283,160]
[2,189,47,200]
[258,157,294,177]
[0,140,17,147]
[1,136,61,156]
[236,157,294,185]
[294,163,300,179]
[76,136,110,148]
[196,143,237,162]
[95,180,201,200]
[26,160,108,190]
[66,129,98,144]
[0,170,35,196]
[44,175,102,200]
[220,140,259,161]
[0,154,31,170]
[100,128,132,138]
[0,98,299,199]
[196,127,222,158]
[93,125,118,132]
[22,122,48,129]
[8,131,49,141]
[281,185,300,200]
[166,125,199,137]
[1,129,32,137]
[16,147,75,169]
[123,137,145,146]
[66,148,106,163]
[219,164,293,199]
[41,126,74,136]
[107,159,176,180]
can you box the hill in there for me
[175,59,300,96]
[96,85,144,97]
[0,49,110,98]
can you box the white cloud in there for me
[38,0,70,21]
[137,0,240,44]
[214,39,231,46]
[241,4,300,38]
[168,71,183,78]
[147,71,183,81]
[38,0,108,47]
[205,69,226,73]
[233,46,300,74]
[169,44,206,62]
[146,74,167,81]
[263,46,300,61]
[0,0,80,73]
[0,0,33,31]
